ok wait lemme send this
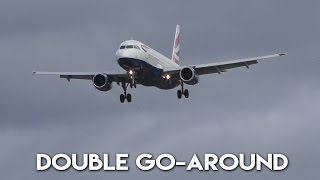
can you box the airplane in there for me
[33,25,286,103]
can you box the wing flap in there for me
[60,74,93,80]
[33,71,128,82]
[194,53,285,75]
[195,60,257,75]
[163,53,286,76]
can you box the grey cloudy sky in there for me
[0,0,319,179]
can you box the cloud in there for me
[0,0,319,179]
[1,82,319,180]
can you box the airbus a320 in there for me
[34,25,286,103]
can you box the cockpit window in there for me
[134,45,140,50]
[121,45,140,50]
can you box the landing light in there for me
[129,70,133,75]
[166,75,170,79]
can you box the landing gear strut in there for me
[119,70,139,103]
[129,70,137,89]
[130,81,136,88]
[120,82,132,103]
[177,82,189,99]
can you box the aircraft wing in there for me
[33,71,128,82]
[164,53,286,75]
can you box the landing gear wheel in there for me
[177,82,190,99]
[130,81,137,88]
[184,89,189,98]
[127,93,132,102]
[120,94,125,103]
[177,90,182,99]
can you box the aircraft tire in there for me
[177,90,182,99]
[120,94,125,103]
[184,89,189,98]
[127,93,132,102]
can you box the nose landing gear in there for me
[129,70,137,89]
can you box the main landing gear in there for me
[120,70,136,103]
[177,82,189,99]
[120,82,132,103]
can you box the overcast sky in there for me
[0,0,320,179]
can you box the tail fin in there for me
[171,25,180,65]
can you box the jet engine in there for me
[93,74,112,91]
[179,67,199,85]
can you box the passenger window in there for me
[120,46,125,49]
[126,45,134,49]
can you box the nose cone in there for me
[116,49,139,60]
[116,49,129,59]
[116,49,121,58]
[116,49,128,59]
[116,40,143,59]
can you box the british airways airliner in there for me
[34,25,286,103]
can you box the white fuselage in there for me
[116,40,180,89]
[116,40,179,69]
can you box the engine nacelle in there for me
[93,74,112,91]
[179,67,199,85]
